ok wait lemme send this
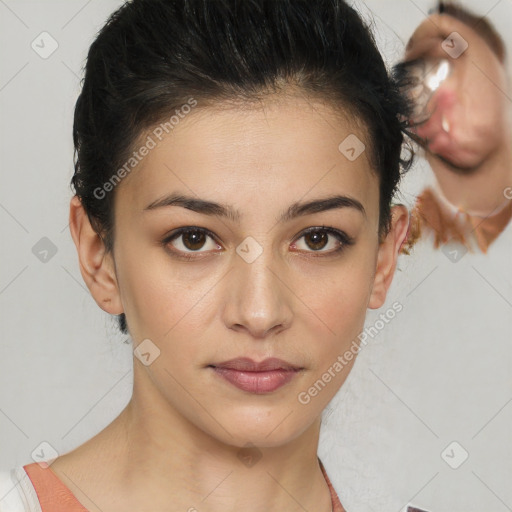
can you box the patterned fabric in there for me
[23,463,87,512]
[402,186,512,254]
[22,459,346,512]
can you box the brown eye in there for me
[181,230,207,250]
[163,227,221,257]
[304,230,329,251]
[291,227,354,255]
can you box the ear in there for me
[68,195,123,315]
[368,204,409,309]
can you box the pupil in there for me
[184,231,205,250]
[307,230,327,250]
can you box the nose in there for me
[412,86,457,141]
[221,248,293,339]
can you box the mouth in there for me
[208,357,303,394]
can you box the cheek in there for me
[116,228,377,357]
[298,253,376,358]
[114,239,212,342]
[464,63,506,124]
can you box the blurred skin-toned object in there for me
[397,1,512,254]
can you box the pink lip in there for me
[210,357,302,394]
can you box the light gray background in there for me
[0,1,511,511]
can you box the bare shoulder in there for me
[49,421,129,511]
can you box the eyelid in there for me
[162,226,221,249]
[161,225,354,259]
[294,225,354,246]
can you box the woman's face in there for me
[404,14,509,171]
[95,95,399,447]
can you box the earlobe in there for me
[68,195,124,315]
[368,205,409,309]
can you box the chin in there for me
[212,410,318,449]
[427,142,485,174]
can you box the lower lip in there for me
[211,367,299,393]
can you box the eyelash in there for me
[161,226,354,261]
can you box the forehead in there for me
[117,95,380,223]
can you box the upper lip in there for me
[210,357,301,372]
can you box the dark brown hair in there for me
[71,0,413,334]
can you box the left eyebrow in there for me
[280,195,366,222]
[143,193,366,223]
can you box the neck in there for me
[52,363,333,512]
[428,140,512,217]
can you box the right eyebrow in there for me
[143,192,366,224]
